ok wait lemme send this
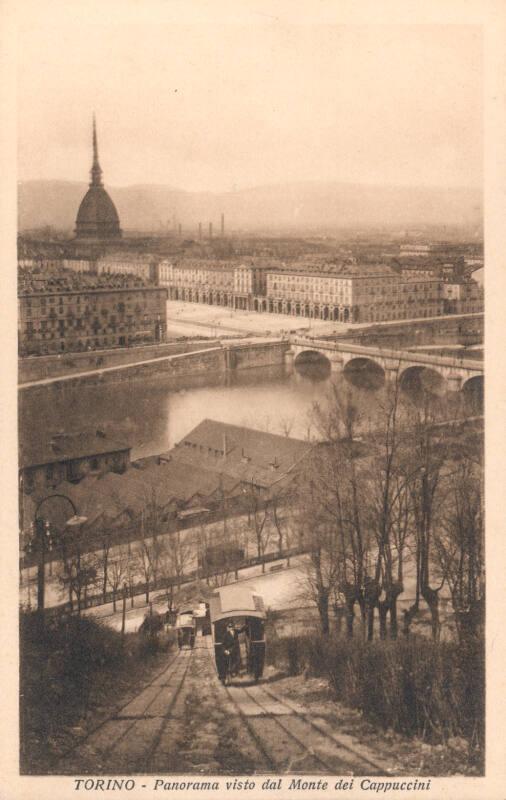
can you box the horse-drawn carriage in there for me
[209,586,266,684]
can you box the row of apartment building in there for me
[158,263,482,323]
[18,283,168,356]
[18,254,483,355]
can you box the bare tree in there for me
[165,527,195,592]
[135,536,156,604]
[401,397,449,641]
[279,416,295,438]
[243,480,273,572]
[309,384,373,639]
[295,458,344,636]
[108,546,130,612]
[95,525,114,604]
[435,455,484,644]
[58,546,97,615]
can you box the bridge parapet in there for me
[289,337,483,375]
[289,336,483,390]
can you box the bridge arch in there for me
[293,349,332,378]
[462,374,484,414]
[399,365,447,398]
[343,357,385,390]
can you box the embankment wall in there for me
[18,339,216,383]
[342,314,483,349]
[19,341,289,393]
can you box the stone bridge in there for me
[289,336,483,393]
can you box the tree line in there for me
[295,377,483,646]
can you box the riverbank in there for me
[19,339,289,392]
[18,339,218,384]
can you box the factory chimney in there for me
[209,222,213,239]
[221,213,225,237]
[198,222,202,240]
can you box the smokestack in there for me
[223,433,227,458]
[221,213,225,237]
[178,224,182,237]
[209,222,213,239]
[198,222,202,240]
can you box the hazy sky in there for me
[17,19,482,192]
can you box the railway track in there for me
[208,641,388,775]
[57,644,200,774]
[54,636,390,775]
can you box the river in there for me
[19,355,482,461]
[19,361,387,459]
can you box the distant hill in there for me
[17,179,482,233]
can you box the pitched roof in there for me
[19,430,131,470]
[21,452,239,531]
[168,419,312,489]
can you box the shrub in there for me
[267,629,484,751]
[20,610,176,773]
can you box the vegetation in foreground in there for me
[266,630,484,775]
[20,610,175,774]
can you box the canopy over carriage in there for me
[209,586,266,683]
[175,609,196,649]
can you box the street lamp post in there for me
[25,517,54,614]
[23,494,87,621]
[65,515,89,616]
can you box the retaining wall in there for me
[18,339,216,383]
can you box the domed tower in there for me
[74,116,122,242]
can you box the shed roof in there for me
[167,419,312,490]
[20,430,130,470]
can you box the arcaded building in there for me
[264,270,446,323]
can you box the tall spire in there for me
[90,113,103,187]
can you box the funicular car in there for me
[175,608,196,649]
[209,585,266,684]
[193,601,212,637]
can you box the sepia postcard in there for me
[1,1,505,799]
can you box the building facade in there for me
[20,430,131,495]
[264,271,445,323]
[62,258,96,274]
[158,260,236,307]
[96,253,157,281]
[442,281,483,314]
[18,286,168,355]
[153,257,482,324]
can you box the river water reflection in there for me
[20,362,388,459]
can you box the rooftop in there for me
[168,418,312,489]
[20,429,131,470]
[21,452,239,529]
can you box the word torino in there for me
[73,779,222,792]
[74,780,136,791]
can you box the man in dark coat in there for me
[222,623,237,677]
